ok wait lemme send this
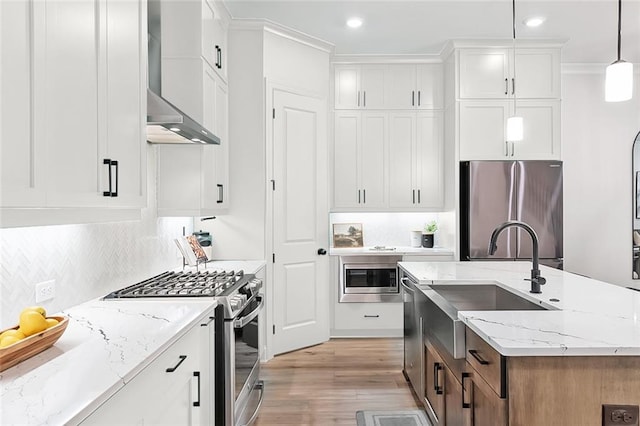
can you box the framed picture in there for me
[332,223,363,248]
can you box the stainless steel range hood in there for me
[146,0,219,145]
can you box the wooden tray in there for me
[0,316,68,372]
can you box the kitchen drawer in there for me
[334,302,402,330]
[465,328,506,398]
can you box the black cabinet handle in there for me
[217,184,223,203]
[193,371,201,407]
[363,91,366,107]
[417,189,421,204]
[102,159,118,197]
[103,159,112,197]
[317,248,327,255]
[434,362,443,394]
[512,78,515,95]
[166,355,187,372]
[461,372,471,408]
[363,189,366,204]
[418,90,421,106]
[505,78,508,95]
[412,90,415,106]
[412,189,416,204]
[468,349,490,365]
[364,314,379,318]
[358,189,361,203]
[215,45,221,69]
[111,160,118,197]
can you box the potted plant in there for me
[422,220,438,248]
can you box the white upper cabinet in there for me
[158,0,229,216]
[0,0,45,207]
[1,0,145,217]
[158,59,228,216]
[458,47,560,99]
[333,112,387,209]
[386,64,443,109]
[334,65,386,109]
[459,100,560,160]
[161,0,227,81]
[388,111,444,209]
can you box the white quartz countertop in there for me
[398,261,640,357]
[330,246,454,256]
[0,260,266,425]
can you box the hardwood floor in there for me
[253,338,423,426]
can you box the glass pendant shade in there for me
[507,116,524,142]
[605,60,634,102]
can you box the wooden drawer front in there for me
[334,302,402,330]
[465,329,506,398]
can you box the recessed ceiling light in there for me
[347,17,363,29]
[523,16,545,28]
[191,138,201,142]
[169,127,180,132]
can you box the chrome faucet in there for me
[488,221,547,294]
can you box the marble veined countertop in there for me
[398,261,640,357]
[330,246,454,256]
[0,260,266,425]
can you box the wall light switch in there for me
[35,280,55,303]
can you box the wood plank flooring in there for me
[253,338,423,426]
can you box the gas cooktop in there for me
[104,270,248,299]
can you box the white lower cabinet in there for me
[81,314,213,425]
[333,302,403,337]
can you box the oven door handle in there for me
[234,295,264,329]
[400,277,415,293]
[239,380,265,426]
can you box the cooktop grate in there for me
[104,270,245,299]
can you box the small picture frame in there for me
[332,223,364,248]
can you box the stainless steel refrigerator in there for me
[460,161,563,268]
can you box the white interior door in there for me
[272,89,329,355]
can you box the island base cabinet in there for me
[81,321,209,425]
[507,357,640,426]
[464,370,507,426]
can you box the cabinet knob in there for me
[317,248,327,255]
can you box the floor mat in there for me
[355,410,431,426]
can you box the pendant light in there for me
[605,0,633,102]
[506,0,523,142]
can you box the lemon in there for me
[0,335,21,348]
[45,318,59,329]
[0,329,26,340]
[19,310,48,336]
[21,306,46,317]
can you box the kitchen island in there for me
[0,260,265,425]
[398,261,640,426]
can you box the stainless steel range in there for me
[105,269,265,426]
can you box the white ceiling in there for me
[223,0,640,63]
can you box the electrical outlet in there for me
[35,280,55,303]
[603,405,639,426]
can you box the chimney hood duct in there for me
[146,0,220,145]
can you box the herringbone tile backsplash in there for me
[0,217,192,327]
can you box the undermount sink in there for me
[419,283,549,359]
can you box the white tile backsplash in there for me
[329,211,456,249]
[0,217,192,327]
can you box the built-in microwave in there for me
[339,255,402,302]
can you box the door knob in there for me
[317,248,327,255]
